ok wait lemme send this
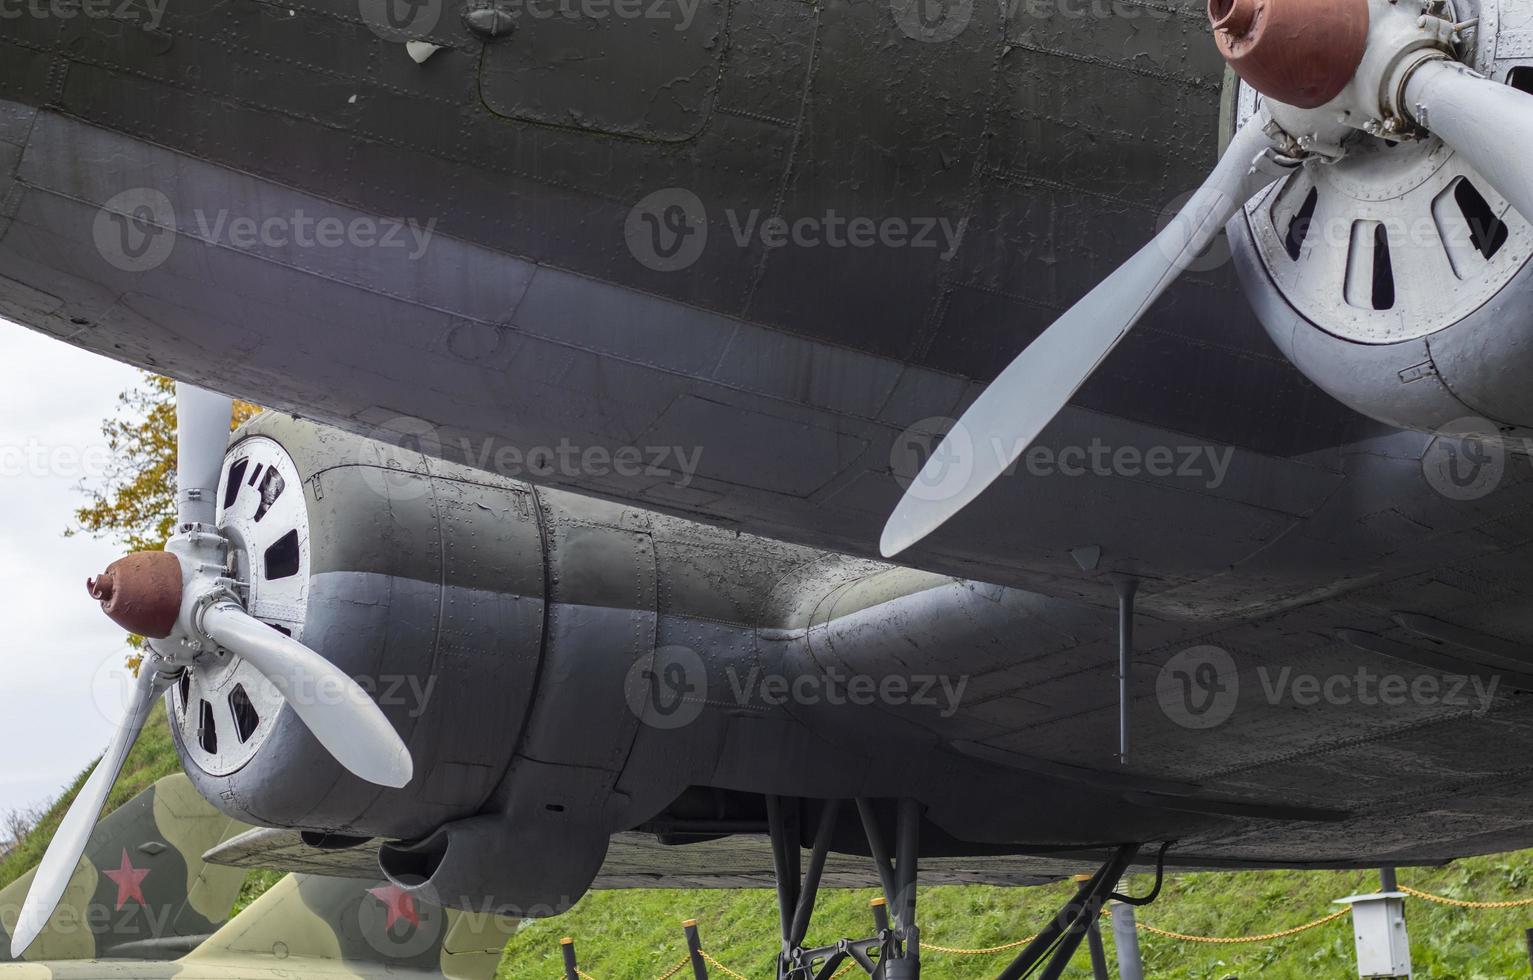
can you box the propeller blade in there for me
[1404,59,1533,228]
[10,666,170,957]
[200,603,413,788]
[175,382,234,527]
[879,119,1284,558]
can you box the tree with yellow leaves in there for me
[69,374,260,553]
[69,373,259,650]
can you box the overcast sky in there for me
[0,321,142,825]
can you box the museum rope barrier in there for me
[558,877,1533,978]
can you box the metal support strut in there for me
[770,796,923,980]
[996,844,1141,980]
[1115,576,1138,766]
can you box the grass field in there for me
[8,714,1533,978]
[498,858,1533,980]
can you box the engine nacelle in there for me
[173,416,1235,916]
[1222,0,1533,442]
[171,413,544,841]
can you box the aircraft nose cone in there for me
[89,551,183,639]
[1209,0,1370,109]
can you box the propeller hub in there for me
[88,551,184,640]
[1210,0,1370,109]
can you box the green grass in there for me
[498,856,1533,979]
[10,714,1533,978]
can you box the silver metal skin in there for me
[175,384,235,528]
[880,117,1290,557]
[199,603,412,788]
[1110,902,1145,980]
[882,0,1533,555]
[10,387,413,958]
[1403,57,1533,225]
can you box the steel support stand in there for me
[772,798,923,980]
[1115,576,1138,766]
[997,845,1140,980]
[1086,914,1110,980]
[1111,901,1144,980]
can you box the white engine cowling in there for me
[1223,0,1533,442]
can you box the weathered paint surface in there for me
[0,777,250,964]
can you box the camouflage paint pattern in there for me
[0,776,251,963]
[0,874,520,980]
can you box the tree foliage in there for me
[68,374,259,651]
[69,373,260,553]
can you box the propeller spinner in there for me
[881,0,1530,557]
[9,383,413,958]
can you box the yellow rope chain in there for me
[1134,907,1351,944]
[699,950,752,980]
[653,956,695,980]
[568,879,1533,976]
[919,935,1036,955]
[1398,885,1533,909]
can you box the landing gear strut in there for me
[997,842,1169,980]
[768,796,924,979]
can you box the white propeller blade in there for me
[10,666,170,957]
[201,603,414,789]
[1404,59,1533,227]
[880,119,1285,557]
[175,383,234,526]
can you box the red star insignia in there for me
[368,884,421,930]
[104,849,150,910]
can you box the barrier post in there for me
[683,919,709,980]
[1111,900,1145,980]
